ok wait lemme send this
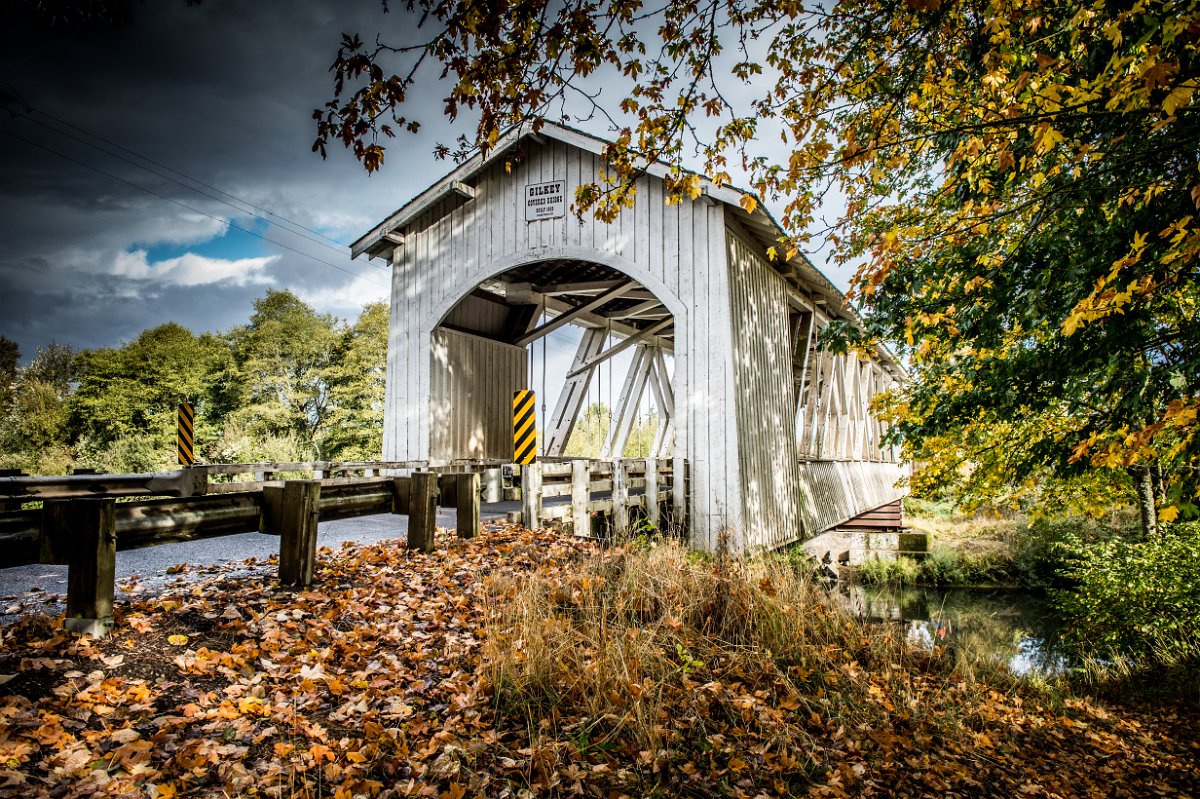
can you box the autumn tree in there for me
[316,0,1200,530]
[0,342,77,473]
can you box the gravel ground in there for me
[0,506,513,624]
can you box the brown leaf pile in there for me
[1,524,1197,799]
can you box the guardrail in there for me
[0,458,687,639]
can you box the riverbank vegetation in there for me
[3,526,1198,798]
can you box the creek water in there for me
[843,585,1072,678]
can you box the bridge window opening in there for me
[430,258,675,463]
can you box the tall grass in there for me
[480,537,1005,783]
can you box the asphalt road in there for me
[0,506,514,623]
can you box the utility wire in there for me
[22,101,354,252]
[1,129,387,286]
[11,110,387,268]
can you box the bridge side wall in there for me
[725,224,803,549]
[794,460,908,536]
[382,137,745,547]
[429,329,527,461]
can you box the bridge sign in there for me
[524,180,565,221]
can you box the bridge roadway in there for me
[0,498,579,624]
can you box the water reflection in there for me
[844,585,1072,677]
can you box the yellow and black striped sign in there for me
[512,390,537,465]
[177,402,195,466]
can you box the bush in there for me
[1008,516,1138,588]
[1057,523,1200,666]
[856,557,920,585]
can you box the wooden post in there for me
[644,458,659,528]
[612,459,630,534]
[38,500,71,564]
[408,472,438,552]
[521,463,543,529]
[672,455,687,530]
[481,468,503,503]
[390,476,412,514]
[456,473,481,539]
[260,485,284,534]
[65,498,116,638]
[571,460,590,537]
[279,480,321,588]
[439,474,458,508]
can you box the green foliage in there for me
[1058,523,1200,666]
[228,290,340,452]
[0,290,393,472]
[856,557,920,586]
[321,302,388,460]
[1008,516,1139,590]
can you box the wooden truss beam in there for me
[565,319,672,379]
[515,281,635,347]
[543,329,607,456]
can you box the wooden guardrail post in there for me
[390,475,412,514]
[408,472,438,552]
[279,480,320,588]
[521,463,542,529]
[39,500,71,564]
[260,485,284,534]
[612,459,630,534]
[456,473,480,539]
[65,498,116,638]
[644,457,659,527]
[571,460,590,536]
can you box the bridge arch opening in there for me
[427,257,677,463]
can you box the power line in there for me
[11,110,387,268]
[23,101,355,253]
[0,129,387,286]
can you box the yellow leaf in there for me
[1163,84,1195,116]
[167,634,189,646]
[739,194,757,214]
[1159,505,1180,524]
[154,785,177,799]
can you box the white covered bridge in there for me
[352,123,906,552]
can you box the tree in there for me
[316,0,1200,529]
[70,323,234,471]
[0,342,77,473]
[229,290,340,456]
[0,336,19,421]
[322,302,389,460]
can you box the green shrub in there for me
[1008,516,1138,588]
[856,557,920,585]
[1057,523,1200,666]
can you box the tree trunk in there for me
[1132,465,1157,538]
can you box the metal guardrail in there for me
[0,469,208,500]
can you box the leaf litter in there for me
[0,522,1196,798]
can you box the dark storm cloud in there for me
[0,1,453,359]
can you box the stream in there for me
[844,585,1072,678]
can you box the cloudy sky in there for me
[0,0,852,380]
[1,2,450,359]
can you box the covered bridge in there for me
[352,123,906,551]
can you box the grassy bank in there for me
[4,525,1195,798]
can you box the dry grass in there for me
[480,537,955,763]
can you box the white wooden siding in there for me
[725,227,803,550]
[428,329,527,460]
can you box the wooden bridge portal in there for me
[352,124,906,551]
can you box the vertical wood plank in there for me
[456,473,481,539]
[571,459,590,536]
[612,459,630,534]
[279,480,321,588]
[521,462,543,529]
[644,458,659,527]
[260,485,284,534]
[64,498,116,638]
[408,471,439,553]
